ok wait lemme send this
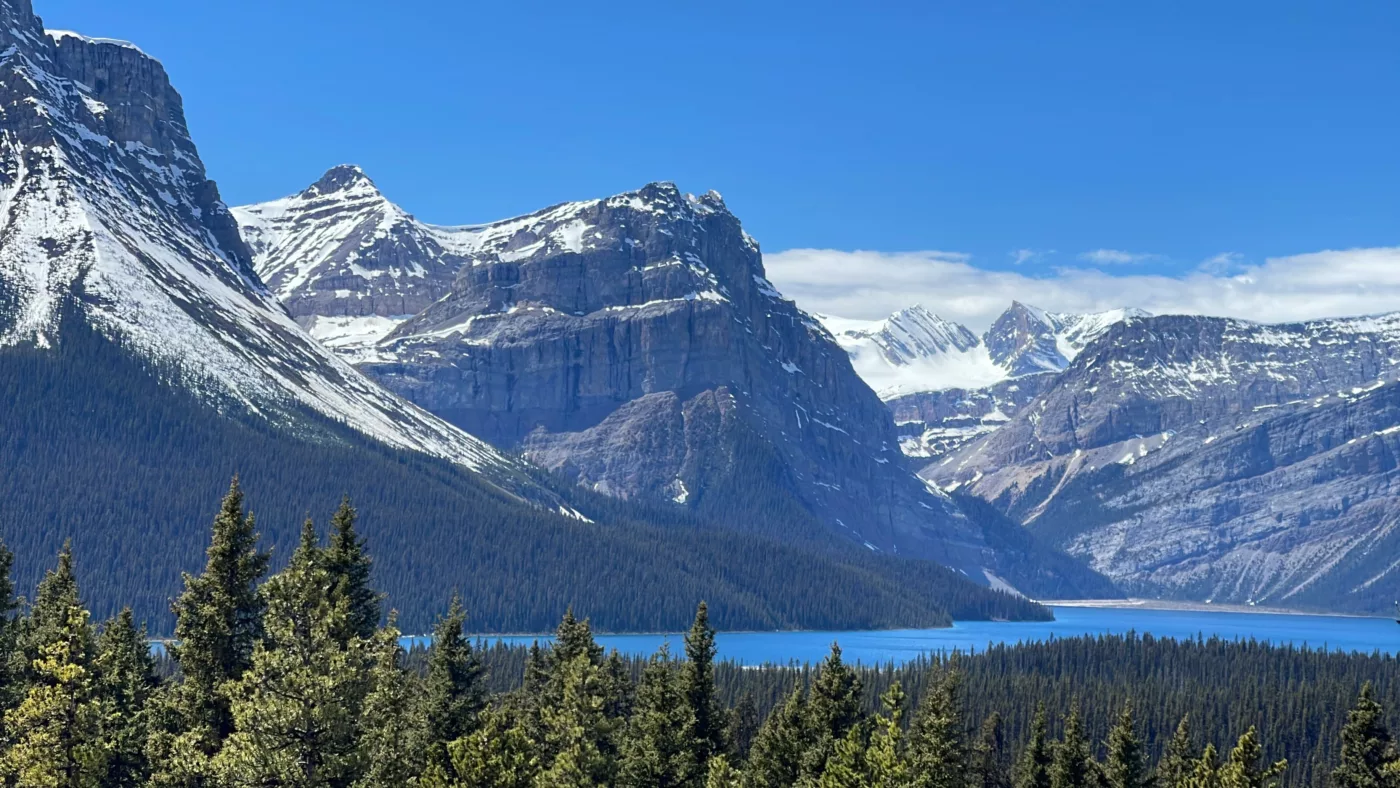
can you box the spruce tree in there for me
[0,596,107,786]
[816,725,870,787]
[1104,704,1147,788]
[802,643,863,779]
[20,541,90,677]
[1331,684,1396,788]
[906,670,967,788]
[865,683,911,788]
[416,595,486,776]
[536,649,624,786]
[354,616,422,788]
[96,609,158,788]
[434,705,539,788]
[683,602,726,768]
[726,693,762,763]
[1156,716,1196,788]
[211,526,369,787]
[1050,704,1096,788]
[166,477,270,742]
[1016,703,1053,788]
[744,688,809,788]
[705,756,743,788]
[325,497,380,645]
[619,647,699,788]
[1216,728,1284,788]
[971,712,1011,788]
[1185,744,1221,788]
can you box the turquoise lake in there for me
[465,606,1400,665]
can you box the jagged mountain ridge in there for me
[924,312,1400,612]
[237,170,1113,596]
[0,0,1068,632]
[820,303,1148,458]
[0,9,555,498]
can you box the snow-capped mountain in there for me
[237,171,1113,598]
[925,312,1400,613]
[821,302,1150,398]
[0,4,566,496]
[820,302,1148,458]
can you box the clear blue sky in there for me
[37,0,1400,277]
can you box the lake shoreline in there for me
[1039,598,1385,619]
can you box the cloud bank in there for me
[763,247,1400,331]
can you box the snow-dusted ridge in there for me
[821,302,1150,398]
[1,7,568,506]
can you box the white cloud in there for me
[1077,249,1160,265]
[763,246,1400,331]
[1011,248,1041,265]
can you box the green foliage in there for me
[1016,705,1053,788]
[1049,704,1097,788]
[96,609,158,787]
[353,617,422,788]
[1104,704,1147,788]
[971,712,1012,788]
[906,671,966,788]
[417,595,487,774]
[619,648,700,788]
[684,602,726,771]
[1331,685,1398,788]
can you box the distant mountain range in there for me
[819,296,1400,613]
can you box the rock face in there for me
[0,3,557,500]
[822,303,1147,458]
[924,313,1400,612]
[239,176,1112,595]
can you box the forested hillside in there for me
[0,487,1395,787]
[0,318,1047,634]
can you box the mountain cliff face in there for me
[0,8,550,492]
[238,174,1112,596]
[924,313,1400,612]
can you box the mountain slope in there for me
[925,312,1400,612]
[237,173,1113,598]
[821,303,1148,459]
[0,0,1055,632]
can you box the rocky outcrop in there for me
[239,177,1113,595]
[925,313,1400,612]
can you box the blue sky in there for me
[37,0,1400,326]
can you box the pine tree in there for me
[726,693,762,764]
[1156,716,1196,788]
[434,705,539,788]
[1104,704,1147,788]
[906,670,966,788]
[353,616,422,788]
[325,496,380,645]
[1185,744,1221,788]
[0,596,107,786]
[416,595,486,776]
[1016,703,1053,788]
[164,477,270,745]
[971,712,1011,788]
[536,649,623,787]
[705,756,743,788]
[865,683,910,788]
[20,541,90,678]
[802,643,864,779]
[816,725,870,788]
[1216,728,1285,788]
[1050,704,1096,788]
[683,602,726,768]
[211,524,370,787]
[96,608,158,788]
[619,647,699,788]
[744,688,809,788]
[1331,684,1396,788]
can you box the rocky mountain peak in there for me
[306,164,378,196]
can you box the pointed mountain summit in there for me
[239,173,1112,598]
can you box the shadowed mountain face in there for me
[924,313,1400,613]
[238,173,1113,597]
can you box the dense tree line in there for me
[0,317,1045,634]
[0,480,1397,786]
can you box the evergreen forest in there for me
[0,480,1397,787]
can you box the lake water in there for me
[470,606,1400,665]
